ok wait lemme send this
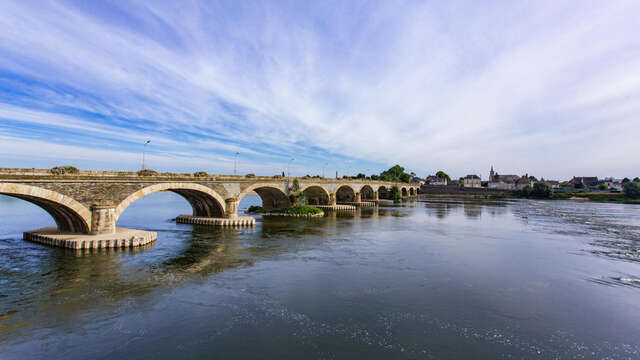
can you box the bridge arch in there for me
[335,184,357,202]
[301,183,330,205]
[378,185,390,200]
[0,183,91,233]
[360,184,375,200]
[401,187,408,197]
[238,183,291,210]
[409,188,415,196]
[115,183,226,221]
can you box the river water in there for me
[1,194,639,359]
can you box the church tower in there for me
[489,166,495,182]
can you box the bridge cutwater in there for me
[0,168,419,249]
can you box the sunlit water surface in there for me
[1,194,639,359]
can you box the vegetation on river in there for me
[247,205,324,215]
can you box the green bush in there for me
[137,169,158,176]
[531,181,553,198]
[598,184,607,190]
[247,205,264,213]
[624,181,640,199]
[193,171,208,177]
[269,206,323,215]
[50,166,79,175]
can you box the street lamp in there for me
[234,152,239,176]
[288,158,295,179]
[142,140,151,170]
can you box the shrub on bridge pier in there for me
[50,166,79,175]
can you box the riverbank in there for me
[417,192,640,204]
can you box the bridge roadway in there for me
[0,168,419,249]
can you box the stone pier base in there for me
[337,201,377,207]
[175,214,255,226]
[24,227,157,249]
[314,204,357,211]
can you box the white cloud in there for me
[0,0,639,179]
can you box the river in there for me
[1,194,639,359]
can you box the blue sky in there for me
[0,0,639,180]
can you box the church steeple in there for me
[490,165,495,182]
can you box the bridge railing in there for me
[0,168,414,185]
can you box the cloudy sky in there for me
[0,0,638,180]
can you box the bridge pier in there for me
[329,193,337,206]
[175,197,255,227]
[355,192,361,203]
[90,205,116,235]
[225,198,239,218]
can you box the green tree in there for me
[370,174,379,180]
[634,177,640,182]
[623,181,640,199]
[380,165,405,181]
[356,173,366,179]
[288,179,306,205]
[622,177,631,184]
[435,171,451,181]
[399,173,412,183]
[531,181,553,198]
[390,185,402,203]
[519,184,532,197]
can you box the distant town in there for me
[419,165,635,193]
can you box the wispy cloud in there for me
[0,0,638,179]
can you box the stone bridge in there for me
[0,168,419,248]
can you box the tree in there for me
[380,165,405,181]
[531,181,553,198]
[390,185,402,203]
[519,184,532,197]
[356,173,366,179]
[622,177,631,184]
[399,173,412,183]
[435,171,451,181]
[370,174,379,180]
[598,184,607,190]
[624,181,640,199]
[288,179,306,205]
[634,177,640,182]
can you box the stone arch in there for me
[238,183,291,210]
[301,184,330,205]
[0,183,91,233]
[335,184,356,202]
[378,185,390,200]
[409,188,415,196]
[360,185,375,200]
[401,187,408,197]
[115,183,226,221]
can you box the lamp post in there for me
[234,152,239,176]
[142,140,151,170]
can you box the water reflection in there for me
[2,195,640,359]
